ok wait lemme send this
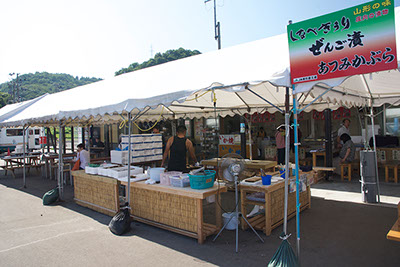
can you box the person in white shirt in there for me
[337,119,351,148]
[75,143,90,170]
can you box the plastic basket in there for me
[89,163,100,167]
[188,170,216,190]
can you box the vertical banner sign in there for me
[287,0,397,84]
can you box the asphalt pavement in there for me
[0,170,399,267]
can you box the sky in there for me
[0,0,399,84]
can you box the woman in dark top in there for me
[161,125,197,172]
[339,133,355,163]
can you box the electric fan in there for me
[213,153,264,252]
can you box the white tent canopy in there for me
[0,34,293,127]
[2,8,400,127]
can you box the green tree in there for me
[0,92,10,108]
[0,72,102,102]
[115,48,201,76]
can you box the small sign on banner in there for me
[287,0,397,84]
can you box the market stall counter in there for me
[240,172,312,236]
[72,169,227,244]
[201,158,277,171]
[72,170,120,216]
[121,180,227,244]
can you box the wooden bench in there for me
[384,161,399,183]
[387,202,400,242]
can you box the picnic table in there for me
[2,154,42,178]
[42,153,76,179]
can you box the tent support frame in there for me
[246,88,284,113]
[362,74,381,203]
[298,86,334,113]
[58,121,64,200]
[22,124,28,188]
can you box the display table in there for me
[240,175,311,236]
[72,170,120,216]
[123,181,227,244]
[201,158,276,171]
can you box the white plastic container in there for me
[222,212,239,230]
[148,167,165,182]
[170,175,190,187]
[160,171,182,185]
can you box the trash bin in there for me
[360,150,378,203]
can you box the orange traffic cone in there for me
[7,148,10,156]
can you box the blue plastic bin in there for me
[188,170,216,189]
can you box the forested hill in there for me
[0,48,201,108]
[0,72,102,103]
[115,48,201,76]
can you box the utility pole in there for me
[8,73,22,103]
[205,0,221,49]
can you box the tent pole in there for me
[127,113,132,207]
[362,74,380,202]
[58,121,64,200]
[283,87,290,235]
[248,119,252,160]
[370,108,381,203]
[293,89,301,260]
[22,125,27,188]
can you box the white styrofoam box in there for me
[144,149,155,156]
[111,150,128,164]
[132,150,145,156]
[108,166,143,178]
[144,155,154,162]
[151,134,162,142]
[85,167,99,175]
[97,167,108,176]
[132,156,144,163]
[142,141,154,149]
[153,148,163,155]
[153,141,162,148]
[154,154,163,160]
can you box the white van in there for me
[0,127,44,153]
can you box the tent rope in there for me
[184,90,210,102]
[132,107,164,132]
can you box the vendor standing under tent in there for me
[161,125,197,172]
[275,125,285,165]
[337,119,351,148]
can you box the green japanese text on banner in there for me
[287,0,397,84]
